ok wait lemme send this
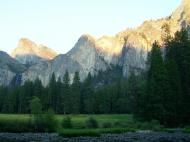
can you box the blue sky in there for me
[0,0,181,54]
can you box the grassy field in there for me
[0,114,163,136]
[0,114,133,128]
[0,114,132,121]
[58,114,133,128]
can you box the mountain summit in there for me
[0,0,190,86]
[11,38,57,64]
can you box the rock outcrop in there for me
[21,54,82,86]
[11,38,57,65]
[0,51,26,86]
[0,0,190,86]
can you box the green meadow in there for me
[0,114,165,137]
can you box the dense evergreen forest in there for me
[0,66,130,115]
[0,27,190,127]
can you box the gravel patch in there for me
[0,131,190,142]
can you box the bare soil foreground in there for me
[0,132,190,142]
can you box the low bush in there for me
[59,129,100,137]
[31,108,58,132]
[85,117,98,128]
[62,116,73,128]
[184,127,190,133]
[150,119,163,131]
[0,119,33,132]
[43,108,58,132]
[0,109,58,133]
[113,121,130,128]
[102,122,112,128]
[136,119,163,131]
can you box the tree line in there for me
[0,67,132,114]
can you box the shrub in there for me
[0,110,58,133]
[30,96,44,132]
[184,127,190,133]
[136,119,163,131]
[62,116,73,128]
[43,108,58,132]
[32,108,58,132]
[85,117,98,128]
[150,119,163,131]
[102,122,112,128]
[32,114,44,132]
[113,121,129,128]
[0,119,33,132]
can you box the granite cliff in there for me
[0,0,189,86]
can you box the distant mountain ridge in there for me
[0,0,190,86]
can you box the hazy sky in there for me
[0,0,181,54]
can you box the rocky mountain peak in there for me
[11,38,57,60]
[79,34,96,43]
[17,38,37,51]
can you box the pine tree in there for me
[71,71,81,114]
[126,73,140,114]
[0,86,7,112]
[141,41,168,123]
[56,77,63,113]
[18,81,34,113]
[48,73,57,112]
[165,28,190,124]
[62,70,71,114]
[161,24,183,126]
[33,78,43,98]
[164,58,181,125]
[81,73,94,113]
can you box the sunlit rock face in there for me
[18,0,190,85]
[92,0,190,77]
[172,0,190,24]
[95,36,124,65]
[67,34,108,76]
[11,38,57,65]
[1,0,190,86]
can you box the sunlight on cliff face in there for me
[95,36,124,56]
[11,38,57,59]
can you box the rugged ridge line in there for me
[0,0,189,86]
